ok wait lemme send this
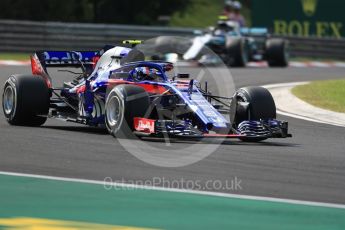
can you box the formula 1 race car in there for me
[154,17,289,67]
[2,41,291,142]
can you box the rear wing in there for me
[30,45,143,87]
[33,51,98,68]
[31,51,99,88]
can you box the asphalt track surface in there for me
[0,65,345,204]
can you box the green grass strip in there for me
[292,79,345,113]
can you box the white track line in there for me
[0,171,344,209]
[263,82,345,128]
[276,110,342,126]
[0,60,30,66]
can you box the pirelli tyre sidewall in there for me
[2,74,49,126]
[105,84,150,139]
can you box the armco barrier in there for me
[0,20,195,52]
[284,36,345,59]
[0,19,344,59]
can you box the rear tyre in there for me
[266,38,289,67]
[225,37,248,67]
[2,75,49,126]
[105,85,150,138]
[231,86,276,142]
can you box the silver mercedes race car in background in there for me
[153,17,289,67]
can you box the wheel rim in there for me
[3,85,15,115]
[106,95,123,128]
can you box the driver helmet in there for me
[131,67,159,81]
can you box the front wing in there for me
[133,117,292,139]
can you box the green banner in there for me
[252,0,344,38]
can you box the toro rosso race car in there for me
[2,41,291,142]
[154,17,289,67]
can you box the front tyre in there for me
[105,85,150,138]
[230,86,276,142]
[225,37,249,67]
[2,75,49,126]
